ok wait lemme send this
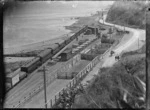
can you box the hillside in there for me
[72,54,145,108]
[72,42,146,108]
[106,1,147,29]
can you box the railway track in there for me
[4,32,99,108]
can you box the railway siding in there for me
[48,40,116,108]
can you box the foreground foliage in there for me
[72,53,145,108]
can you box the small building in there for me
[59,48,72,61]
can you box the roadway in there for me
[81,14,146,100]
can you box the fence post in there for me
[66,72,67,79]
[55,95,57,104]
[73,78,74,86]
[59,92,60,97]
[70,82,71,89]
[51,99,52,108]
[81,71,83,78]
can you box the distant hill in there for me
[106,1,148,29]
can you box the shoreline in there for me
[4,12,102,55]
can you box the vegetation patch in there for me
[72,51,145,108]
[106,1,147,29]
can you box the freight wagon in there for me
[70,34,75,40]
[38,49,53,63]
[6,25,89,92]
[6,69,20,90]
[21,57,41,73]
[19,71,27,81]
[50,43,60,54]
[58,40,66,49]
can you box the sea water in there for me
[3,1,114,54]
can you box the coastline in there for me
[4,12,102,55]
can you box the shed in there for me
[60,48,72,61]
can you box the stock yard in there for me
[22,35,101,108]
[4,25,107,108]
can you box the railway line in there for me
[22,36,102,108]
[4,26,101,108]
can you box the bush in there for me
[73,55,145,108]
[106,1,147,29]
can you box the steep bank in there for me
[106,1,147,29]
[71,2,146,108]
[73,48,146,108]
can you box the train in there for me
[20,25,88,73]
[6,25,88,92]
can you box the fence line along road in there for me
[47,41,116,108]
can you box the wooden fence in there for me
[45,43,114,108]
[9,54,81,108]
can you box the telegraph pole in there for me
[138,37,139,49]
[146,10,150,110]
[43,66,47,108]
[102,9,104,24]
[123,22,125,32]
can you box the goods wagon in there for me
[50,43,59,54]
[74,32,78,38]
[64,38,71,45]
[21,57,41,73]
[19,71,27,80]
[6,82,12,91]
[6,70,20,87]
[38,49,52,63]
[58,40,66,49]
[70,35,75,40]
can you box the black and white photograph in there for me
[1,0,150,109]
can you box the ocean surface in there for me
[3,1,114,54]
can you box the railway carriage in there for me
[50,43,60,55]
[38,49,53,63]
[58,40,66,49]
[21,57,41,73]
[65,38,71,45]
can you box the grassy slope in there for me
[106,1,147,29]
[73,1,149,109]
[73,53,145,108]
